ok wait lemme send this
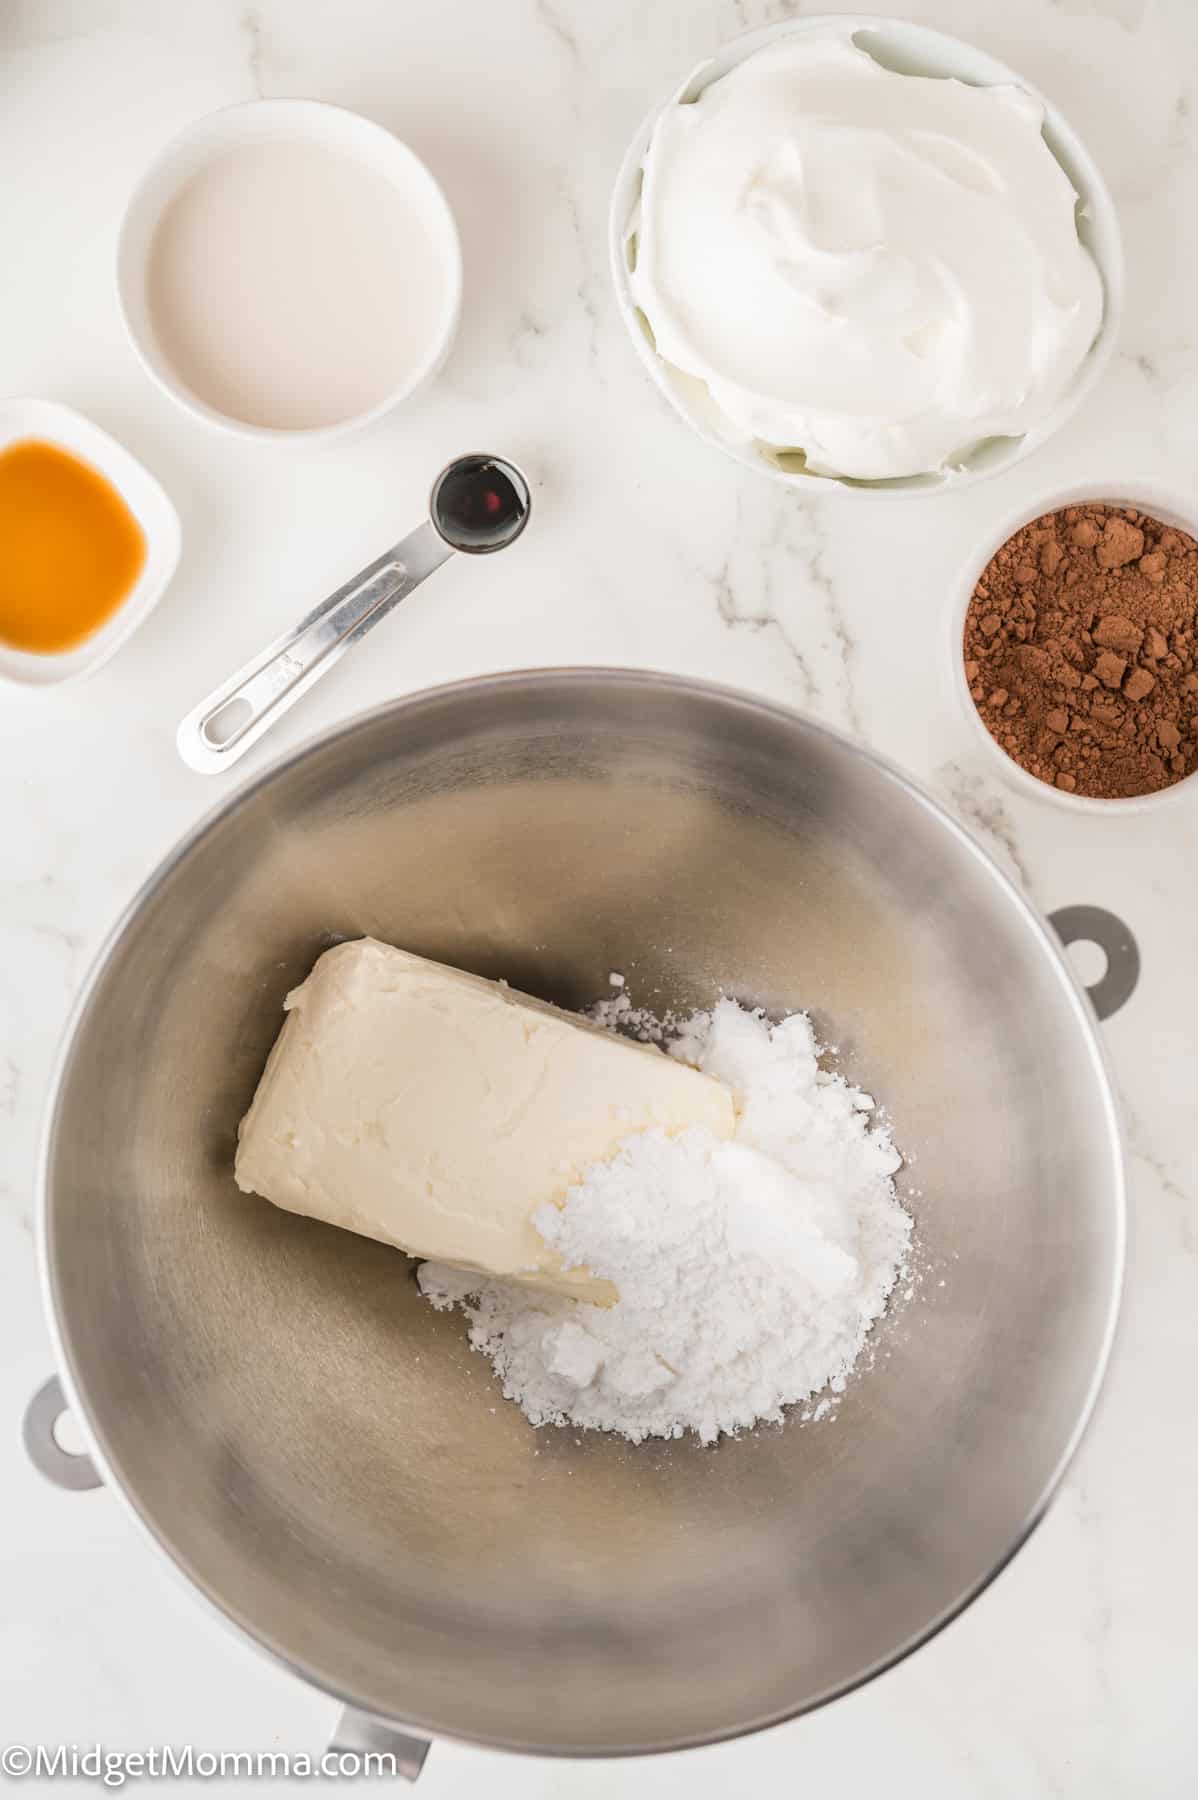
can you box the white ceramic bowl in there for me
[950,482,1198,815]
[0,397,180,687]
[609,15,1125,499]
[117,99,462,443]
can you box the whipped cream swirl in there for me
[630,30,1105,482]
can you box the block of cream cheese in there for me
[234,939,735,1298]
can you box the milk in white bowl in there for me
[118,100,462,440]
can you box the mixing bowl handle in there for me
[328,1707,430,1782]
[22,1374,102,1491]
[1048,905,1140,1021]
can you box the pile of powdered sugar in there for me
[418,996,912,1445]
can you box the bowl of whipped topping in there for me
[610,16,1124,494]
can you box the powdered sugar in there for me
[418,997,912,1444]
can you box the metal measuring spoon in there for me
[176,454,530,774]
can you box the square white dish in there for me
[0,396,180,686]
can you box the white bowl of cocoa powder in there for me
[952,484,1198,813]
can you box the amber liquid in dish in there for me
[0,439,146,653]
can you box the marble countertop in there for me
[3,0,1196,1792]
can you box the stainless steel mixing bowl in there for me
[35,672,1126,1759]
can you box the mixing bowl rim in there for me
[35,667,1127,1757]
[607,12,1125,500]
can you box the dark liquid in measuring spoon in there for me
[433,457,529,552]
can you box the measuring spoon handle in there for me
[176,519,451,774]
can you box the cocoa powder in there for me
[963,503,1198,798]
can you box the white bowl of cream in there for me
[610,18,1124,494]
[118,100,462,441]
